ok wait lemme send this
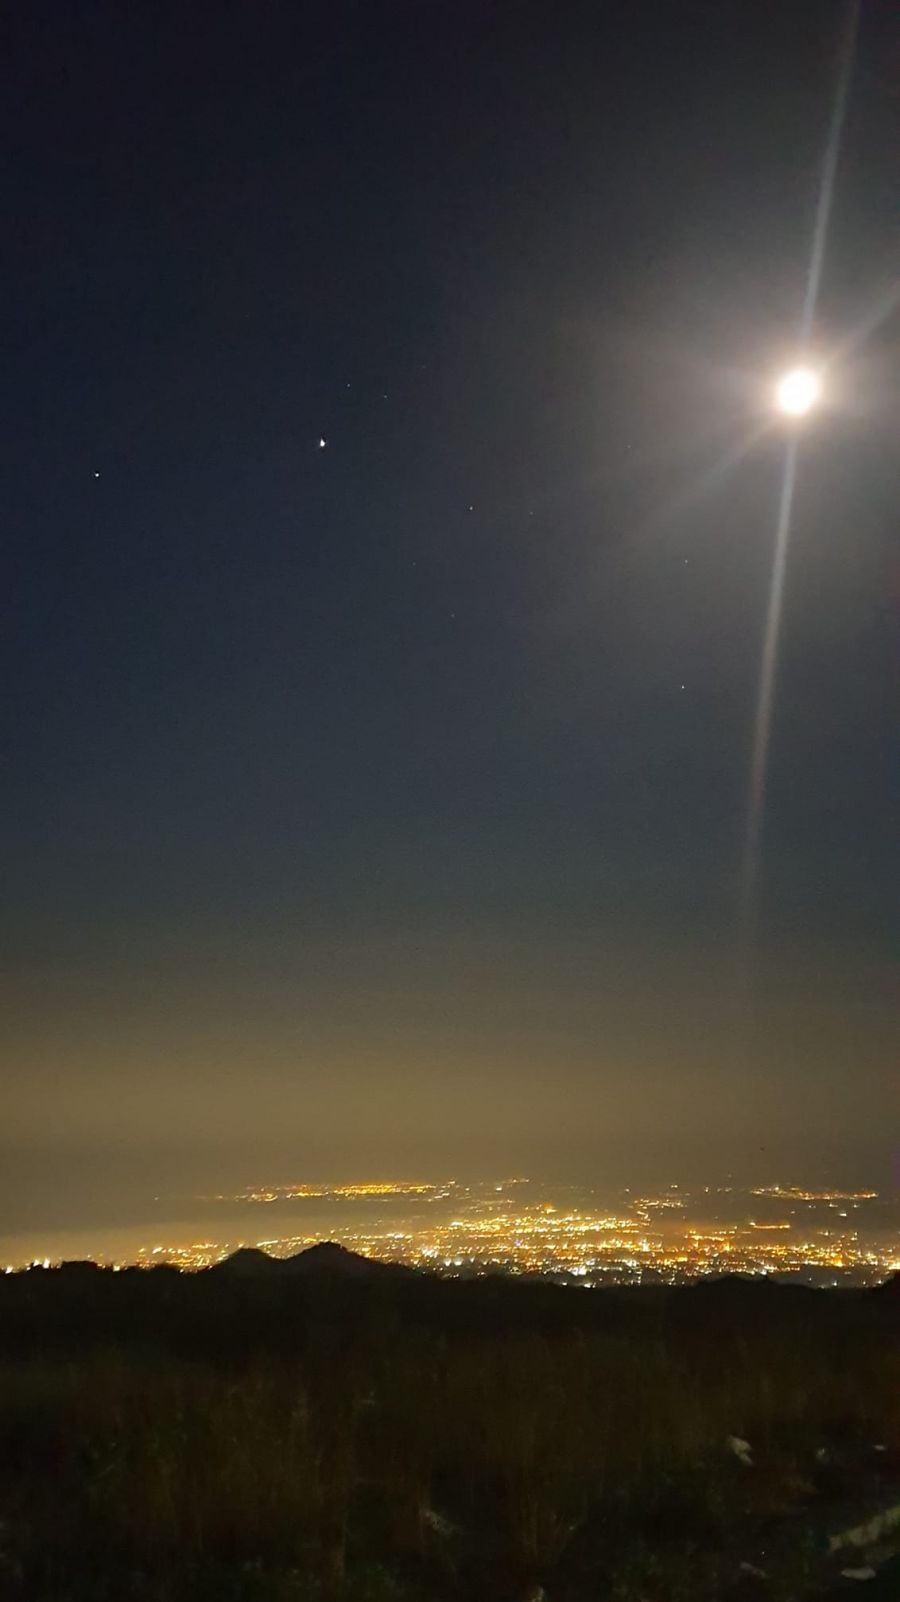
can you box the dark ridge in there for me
[210,1241,415,1279]
[674,1272,820,1297]
[869,1270,900,1297]
[209,1246,284,1276]
[282,1241,390,1276]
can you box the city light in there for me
[8,1180,895,1285]
[8,1178,890,1288]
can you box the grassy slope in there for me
[0,1268,897,1601]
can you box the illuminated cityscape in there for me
[210,1180,445,1204]
[11,1178,898,1287]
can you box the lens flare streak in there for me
[741,0,860,949]
[801,0,861,342]
[741,438,798,934]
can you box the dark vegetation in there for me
[1,1250,898,1602]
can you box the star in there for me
[318,438,327,449]
[93,471,100,478]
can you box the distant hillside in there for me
[208,1246,284,1277]
[211,1240,413,1279]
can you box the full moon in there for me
[775,366,821,417]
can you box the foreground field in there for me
[0,1261,898,1601]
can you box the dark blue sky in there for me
[2,2,897,1229]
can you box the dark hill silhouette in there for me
[210,1246,284,1277]
[668,1271,828,1335]
[283,1241,392,1276]
[212,1240,413,1279]
[674,1272,819,1301]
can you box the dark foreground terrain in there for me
[1,1248,898,1602]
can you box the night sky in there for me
[3,2,898,1242]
